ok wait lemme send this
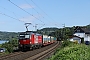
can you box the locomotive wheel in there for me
[39,45,41,48]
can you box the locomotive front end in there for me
[18,32,31,50]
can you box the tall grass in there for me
[48,41,90,60]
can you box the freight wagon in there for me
[18,31,57,51]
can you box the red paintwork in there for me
[38,35,42,44]
[19,39,30,44]
[31,34,34,44]
[19,33,43,45]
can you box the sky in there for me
[0,0,90,32]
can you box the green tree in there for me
[1,38,18,53]
[1,42,13,53]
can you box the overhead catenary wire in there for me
[0,5,26,23]
[8,0,57,29]
[0,12,25,23]
[24,0,45,30]
[33,24,45,30]
[0,5,35,27]
[30,0,55,22]
[8,0,44,24]
[30,0,59,27]
[24,0,44,18]
[0,0,46,31]
[0,3,44,30]
[0,5,21,21]
[37,24,45,29]
[24,0,45,22]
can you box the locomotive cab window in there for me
[19,35,25,39]
[19,34,30,39]
[25,35,30,38]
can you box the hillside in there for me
[37,27,59,35]
[40,27,59,31]
[0,31,18,40]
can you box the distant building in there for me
[72,26,90,44]
[69,35,81,43]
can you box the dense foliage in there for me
[0,31,18,40]
[48,41,90,60]
[37,27,75,40]
[1,38,18,53]
[0,44,1,48]
[37,27,59,35]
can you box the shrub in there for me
[61,40,72,47]
[48,43,90,60]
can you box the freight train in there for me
[18,31,57,51]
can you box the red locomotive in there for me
[18,31,57,51]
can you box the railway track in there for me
[0,52,23,60]
[0,41,60,60]
[25,41,60,60]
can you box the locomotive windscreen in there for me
[19,34,30,40]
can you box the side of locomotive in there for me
[18,31,57,51]
[18,31,42,51]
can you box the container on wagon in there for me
[43,35,48,46]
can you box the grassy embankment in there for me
[48,41,90,60]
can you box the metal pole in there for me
[62,24,65,40]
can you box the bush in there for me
[1,42,14,53]
[1,38,18,53]
[61,40,72,47]
[48,43,90,60]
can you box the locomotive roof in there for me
[19,31,42,35]
[19,32,33,35]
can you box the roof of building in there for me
[69,35,82,39]
[81,28,90,34]
[74,26,90,34]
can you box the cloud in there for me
[19,4,34,9]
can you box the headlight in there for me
[30,42,31,44]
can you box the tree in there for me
[1,38,18,53]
